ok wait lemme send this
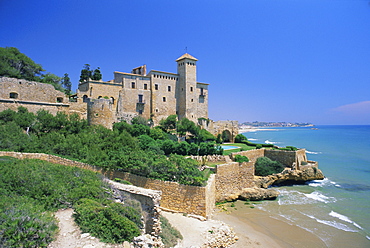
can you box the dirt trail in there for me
[48,208,128,248]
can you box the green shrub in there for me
[279,146,298,151]
[159,215,183,248]
[113,178,133,185]
[255,157,285,176]
[0,194,58,248]
[234,155,249,163]
[74,199,141,243]
[234,134,248,143]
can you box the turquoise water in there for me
[242,126,370,247]
[221,145,239,150]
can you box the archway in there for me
[222,130,232,142]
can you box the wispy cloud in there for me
[332,101,370,115]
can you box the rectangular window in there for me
[190,87,193,92]
[163,97,166,102]
[138,94,143,103]
[200,88,204,95]
[168,86,171,92]
[144,84,148,90]
[131,82,135,89]
[155,84,158,90]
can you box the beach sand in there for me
[213,200,327,248]
[163,200,327,248]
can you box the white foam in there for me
[248,138,258,141]
[304,214,357,232]
[306,150,322,155]
[329,211,364,230]
[367,236,370,241]
[304,192,336,203]
[265,140,281,144]
[307,178,341,188]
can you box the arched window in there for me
[110,97,115,104]
[83,95,88,102]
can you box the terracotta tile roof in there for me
[176,53,198,62]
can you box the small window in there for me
[200,88,204,95]
[190,87,193,92]
[168,86,171,92]
[83,95,88,102]
[138,94,143,103]
[131,82,135,89]
[110,97,115,104]
[57,97,63,103]
[155,84,158,90]
[163,97,166,102]
[144,83,148,90]
[191,99,193,102]
[9,92,18,99]
[156,109,159,112]
[138,109,143,115]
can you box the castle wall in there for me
[215,162,254,202]
[196,83,209,119]
[232,148,308,168]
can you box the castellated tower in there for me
[176,53,198,122]
[87,98,116,129]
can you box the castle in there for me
[0,53,238,141]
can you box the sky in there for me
[1,0,369,125]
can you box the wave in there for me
[265,140,281,144]
[303,192,336,203]
[329,211,363,230]
[277,189,317,205]
[304,213,357,232]
[306,150,322,155]
[307,178,341,188]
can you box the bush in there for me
[74,199,141,243]
[255,157,285,176]
[234,134,248,143]
[0,195,58,248]
[234,155,249,163]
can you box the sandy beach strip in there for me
[163,200,327,248]
[239,128,280,133]
[213,200,327,248]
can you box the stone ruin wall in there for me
[108,180,161,236]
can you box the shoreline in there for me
[239,128,280,133]
[213,200,327,248]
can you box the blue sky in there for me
[1,0,369,125]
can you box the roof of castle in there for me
[176,53,198,62]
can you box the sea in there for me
[241,125,370,247]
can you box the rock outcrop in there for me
[254,167,325,189]
[239,188,280,201]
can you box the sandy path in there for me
[48,208,128,248]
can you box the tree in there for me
[91,67,102,81]
[79,64,92,82]
[159,115,177,132]
[62,73,72,96]
[0,47,44,81]
[176,117,199,137]
[235,134,248,143]
[41,73,63,91]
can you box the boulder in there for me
[239,188,279,201]
[254,166,325,189]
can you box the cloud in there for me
[332,101,370,115]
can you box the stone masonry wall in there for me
[232,149,308,168]
[215,162,254,202]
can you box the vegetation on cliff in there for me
[0,108,221,186]
[0,47,71,94]
[0,156,142,247]
[254,157,285,176]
